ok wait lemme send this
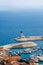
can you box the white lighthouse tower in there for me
[19,31,25,38]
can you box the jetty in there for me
[14,31,43,42]
[2,42,37,49]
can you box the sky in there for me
[0,0,43,11]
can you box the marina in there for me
[0,34,43,65]
[0,47,43,65]
[16,48,39,54]
[0,7,43,65]
[0,32,43,65]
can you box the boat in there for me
[23,48,38,54]
[16,48,38,55]
[13,31,43,42]
[30,55,39,63]
[24,48,32,53]
[37,54,43,62]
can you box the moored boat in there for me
[37,54,43,62]
[30,55,39,63]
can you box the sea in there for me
[0,10,43,65]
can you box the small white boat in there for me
[37,54,43,62]
[16,50,23,54]
[30,55,39,63]
[24,48,32,53]
[24,48,38,54]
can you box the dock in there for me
[13,32,43,42]
[2,42,37,49]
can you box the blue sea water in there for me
[0,11,43,64]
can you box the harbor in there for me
[0,0,43,64]
[0,32,43,65]
[0,46,43,65]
